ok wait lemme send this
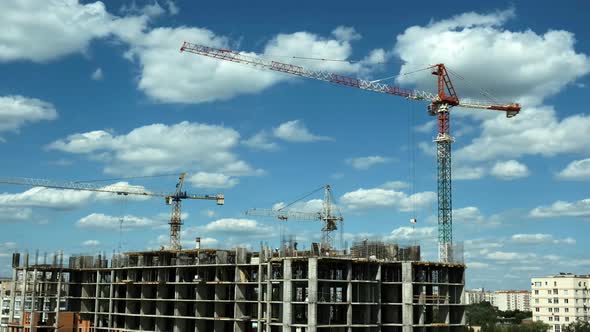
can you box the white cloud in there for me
[242,130,278,151]
[511,233,576,245]
[557,158,590,180]
[0,182,148,210]
[331,26,361,42]
[490,160,530,180]
[125,24,381,104]
[0,0,147,63]
[530,198,590,218]
[273,120,331,142]
[82,240,101,247]
[192,218,276,241]
[388,226,436,241]
[0,207,33,222]
[272,199,325,214]
[467,261,490,269]
[188,172,238,189]
[77,213,157,229]
[0,95,57,134]
[201,209,216,218]
[91,68,103,80]
[340,187,436,212]
[48,121,261,176]
[453,166,486,180]
[347,156,392,170]
[380,181,409,190]
[394,8,590,106]
[456,106,590,162]
[486,251,533,261]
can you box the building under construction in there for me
[1,241,465,332]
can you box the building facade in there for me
[494,290,530,312]
[465,288,494,306]
[2,247,467,332]
[531,273,590,332]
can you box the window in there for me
[549,308,553,312]
[564,290,569,295]
[555,324,561,332]
[565,308,569,313]
[554,298,559,304]
[555,316,560,322]
[549,316,553,321]
[555,281,557,286]
[548,290,552,295]
[554,289,559,294]
[535,282,542,287]
[564,299,569,304]
[555,308,560,313]
[549,298,553,304]
[566,317,570,322]
[535,290,539,295]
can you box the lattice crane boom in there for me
[181,42,521,262]
[0,173,224,251]
[245,185,343,250]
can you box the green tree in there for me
[563,321,590,332]
[467,302,498,326]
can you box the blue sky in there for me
[0,0,589,290]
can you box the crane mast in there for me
[181,42,521,262]
[0,174,224,251]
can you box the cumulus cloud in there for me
[0,207,33,222]
[340,187,436,212]
[273,120,331,142]
[0,182,148,210]
[82,240,101,247]
[47,121,261,177]
[394,8,590,106]
[0,95,57,134]
[511,233,576,245]
[530,198,590,218]
[388,226,435,241]
[188,172,238,189]
[485,251,534,261]
[91,68,103,80]
[0,0,147,63]
[126,24,382,103]
[455,106,590,162]
[347,156,392,170]
[242,131,278,151]
[77,213,157,229]
[557,158,590,180]
[380,181,409,190]
[452,166,486,180]
[490,160,530,180]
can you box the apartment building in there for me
[531,273,590,332]
[465,288,495,306]
[494,290,530,312]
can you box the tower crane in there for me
[180,42,521,262]
[245,185,343,250]
[0,173,224,251]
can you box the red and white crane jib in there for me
[180,41,436,101]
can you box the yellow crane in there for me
[0,173,224,250]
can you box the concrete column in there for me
[93,270,100,329]
[108,270,114,329]
[346,261,352,332]
[8,268,17,323]
[19,269,27,327]
[265,262,272,332]
[377,265,382,329]
[54,270,62,330]
[257,262,263,332]
[307,258,318,332]
[282,259,292,331]
[29,269,37,332]
[402,262,413,332]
